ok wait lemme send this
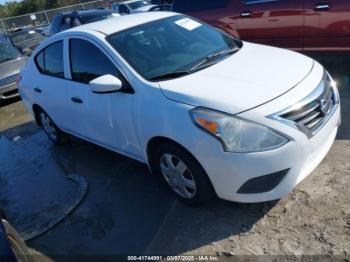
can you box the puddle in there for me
[0,122,87,241]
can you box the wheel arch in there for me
[32,104,43,126]
[146,136,206,176]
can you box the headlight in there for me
[190,108,289,153]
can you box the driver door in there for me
[67,37,134,151]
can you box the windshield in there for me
[80,12,113,24]
[128,1,149,9]
[107,15,240,81]
[11,30,44,45]
[0,44,21,63]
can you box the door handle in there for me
[314,3,331,11]
[240,11,252,18]
[71,97,83,104]
[34,87,42,93]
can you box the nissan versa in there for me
[18,12,341,206]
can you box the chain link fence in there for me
[0,0,123,31]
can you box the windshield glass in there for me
[107,15,240,81]
[11,30,44,45]
[128,1,149,9]
[0,44,21,63]
[80,12,113,24]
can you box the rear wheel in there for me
[37,109,66,144]
[152,143,215,206]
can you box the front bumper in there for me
[0,82,19,100]
[187,59,341,203]
[195,103,340,203]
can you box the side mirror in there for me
[89,74,122,94]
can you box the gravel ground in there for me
[0,56,349,260]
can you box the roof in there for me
[67,11,177,35]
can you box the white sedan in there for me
[19,12,341,206]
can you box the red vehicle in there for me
[172,0,350,54]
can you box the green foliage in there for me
[0,0,82,18]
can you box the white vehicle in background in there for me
[18,12,341,206]
[112,0,156,14]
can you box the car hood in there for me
[158,42,314,115]
[0,57,28,78]
[15,38,43,51]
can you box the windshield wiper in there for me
[190,47,240,72]
[149,71,190,81]
[148,47,240,81]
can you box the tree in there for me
[0,0,83,18]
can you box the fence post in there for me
[81,3,85,9]
[44,11,50,24]
[0,20,6,31]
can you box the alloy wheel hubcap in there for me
[40,113,57,140]
[160,153,196,199]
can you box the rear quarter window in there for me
[35,51,44,73]
[34,41,64,78]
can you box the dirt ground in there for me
[0,56,349,260]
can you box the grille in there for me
[0,74,18,87]
[274,72,338,138]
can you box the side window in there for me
[119,4,129,14]
[112,3,120,12]
[59,17,71,32]
[69,39,122,84]
[34,41,64,78]
[173,0,230,12]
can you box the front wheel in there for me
[152,143,215,206]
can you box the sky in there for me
[0,0,21,5]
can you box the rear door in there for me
[303,0,350,53]
[33,40,71,130]
[236,0,303,51]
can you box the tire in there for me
[2,219,32,262]
[37,109,67,145]
[152,142,216,206]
